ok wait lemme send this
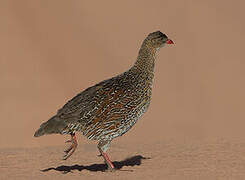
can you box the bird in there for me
[34,31,174,171]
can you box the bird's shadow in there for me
[41,155,150,173]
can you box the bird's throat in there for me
[134,45,157,79]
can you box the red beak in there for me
[166,39,174,44]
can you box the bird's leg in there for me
[97,140,115,171]
[63,132,78,160]
[101,151,115,170]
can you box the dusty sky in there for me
[1,0,245,148]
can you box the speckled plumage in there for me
[34,31,173,170]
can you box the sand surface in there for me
[1,139,245,180]
[1,0,245,179]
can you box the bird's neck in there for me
[133,42,157,80]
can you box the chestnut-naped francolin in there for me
[34,31,174,171]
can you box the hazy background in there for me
[1,0,245,148]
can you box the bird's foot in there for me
[104,167,116,172]
[63,132,78,160]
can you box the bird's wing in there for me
[55,76,120,121]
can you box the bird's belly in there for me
[117,100,150,137]
[83,97,151,140]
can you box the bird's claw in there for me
[63,133,78,160]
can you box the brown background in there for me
[1,0,245,179]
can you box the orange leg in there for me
[97,140,115,171]
[63,132,78,160]
[101,151,115,170]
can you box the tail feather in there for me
[34,116,66,137]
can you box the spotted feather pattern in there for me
[37,31,169,141]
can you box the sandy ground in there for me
[1,0,245,179]
[1,139,245,180]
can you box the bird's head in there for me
[145,31,174,49]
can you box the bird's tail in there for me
[34,116,66,137]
